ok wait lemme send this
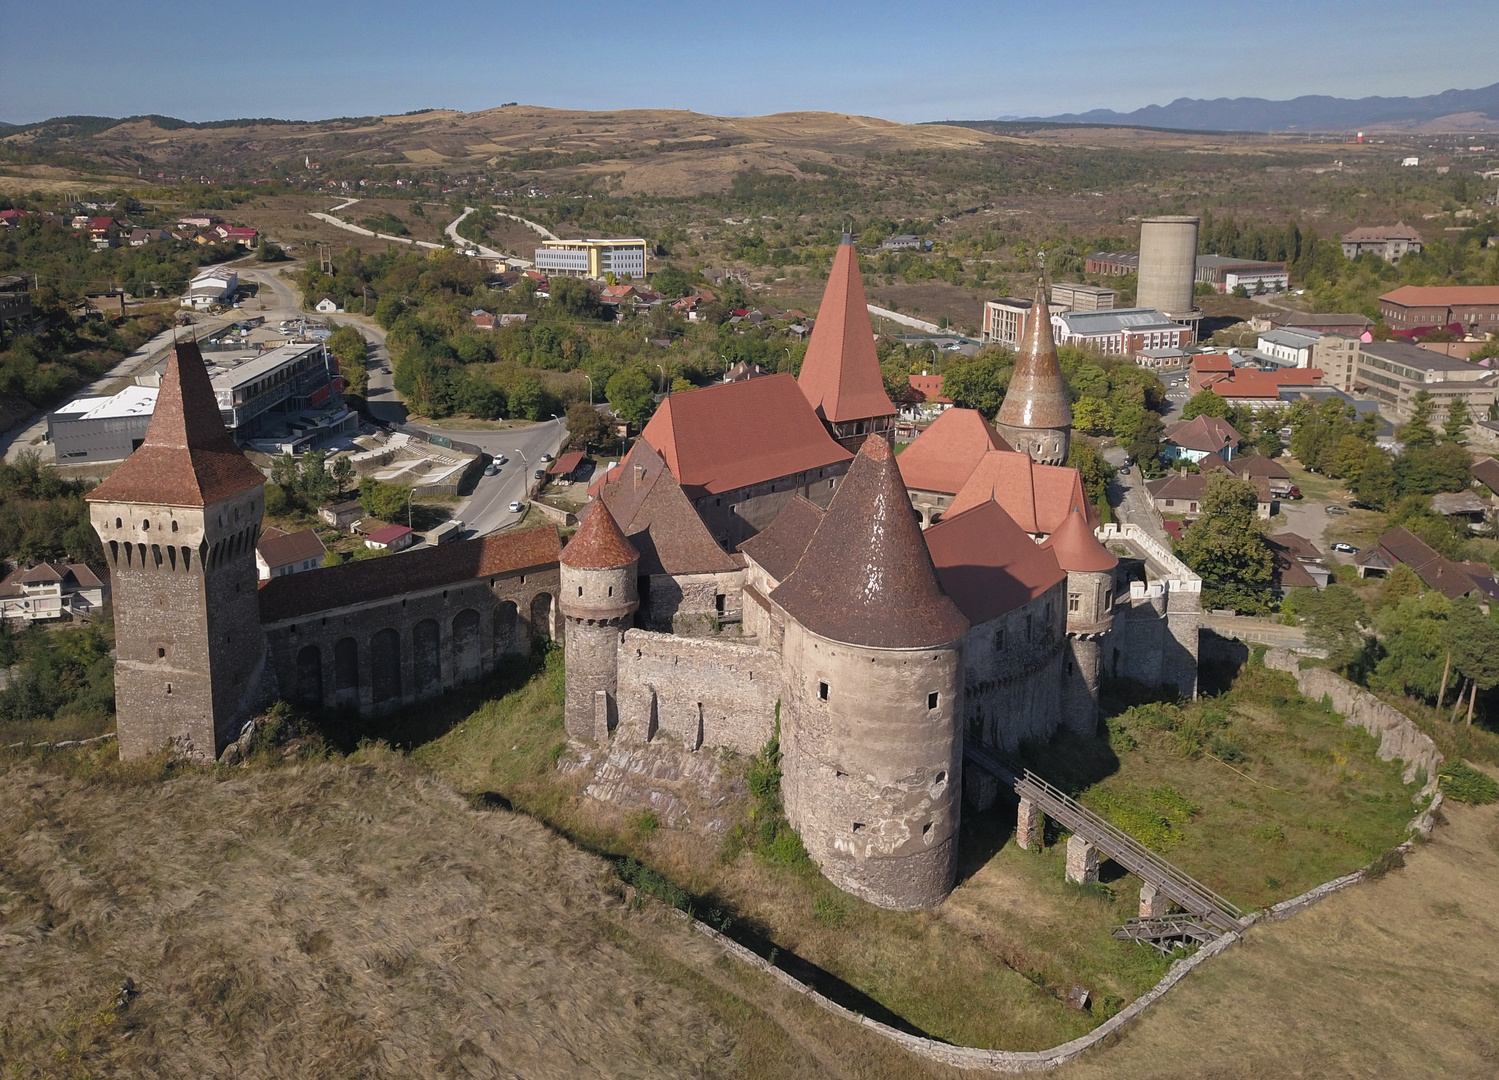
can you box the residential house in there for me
[1355,526,1499,604]
[1266,533,1330,593]
[315,297,341,314]
[901,372,954,422]
[213,224,259,247]
[1147,471,1272,520]
[127,228,168,246]
[1163,414,1240,464]
[255,527,327,580]
[178,215,215,229]
[1212,452,1294,496]
[879,235,926,251]
[319,499,364,531]
[0,562,109,624]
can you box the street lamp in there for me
[657,364,668,395]
[583,373,592,406]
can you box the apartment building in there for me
[1355,339,1499,421]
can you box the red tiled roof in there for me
[1381,285,1499,307]
[896,407,1013,494]
[1041,507,1118,572]
[257,527,326,568]
[796,240,897,424]
[640,373,851,498]
[87,340,266,508]
[259,527,559,624]
[1165,414,1241,453]
[945,450,1089,535]
[925,500,1065,625]
[773,436,967,648]
[1210,369,1323,399]
[596,440,739,576]
[1227,453,1292,481]
[737,494,823,583]
[905,373,951,404]
[1190,355,1234,373]
[562,500,637,569]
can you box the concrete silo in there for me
[1137,216,1199,317]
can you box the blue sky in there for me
[5,0,1497,125]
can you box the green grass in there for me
[405,650,1417,1051]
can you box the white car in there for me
[496,455,509,465]
[508,501,525,513]
[539,452,554,463]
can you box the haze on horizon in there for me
[6,0,1499,126]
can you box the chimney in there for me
[633,463,645,489]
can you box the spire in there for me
[86,340,265,507]
[772,435,968,649]
[1041,507,1118,573]
[997,281,1071,432]
[796,238,897,425]
[563,499,638,569]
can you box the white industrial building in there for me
[180,267,238,309]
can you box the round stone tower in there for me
[773,436,970,911]
[1042,508,1118,736]
[995,284,1072,466]
[560,500,639,746]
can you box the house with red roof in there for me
[212,224,259,247]
[365,523,415,552]
[900,372,953,422]
[1164,414,1241,464]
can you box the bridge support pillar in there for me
[1139,882,1170,918]
[1015,798,1043,850]
[1065,835,1099,885]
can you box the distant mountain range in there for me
[1016,81,1499,133]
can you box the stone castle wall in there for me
[962,580,1068,754]
[641,569,745,638]
[262,567,560,717]
[614,629,780,754]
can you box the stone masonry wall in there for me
[692,463,848,550]
[615,628,780,754]
[962,580,1068,754]
[1263,648,1443,791]
[642,569,745,638]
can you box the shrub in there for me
[1437,761,1499,805]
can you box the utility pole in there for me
[319,244,333,274]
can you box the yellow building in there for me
[534,238,648,280]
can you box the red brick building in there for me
[1379,285,1499,337]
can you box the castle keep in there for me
[98,241,1199,912]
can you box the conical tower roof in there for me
[996,285,1072,431]
[563,499,639,569]
[772,435,967,649]
[1041,506,1118,572]
[86,339,265,507]
[797,238,897,424]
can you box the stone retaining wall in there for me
[1262,648,1443,793]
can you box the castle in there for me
[93,237,1200,912]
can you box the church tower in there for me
[797,236,899,452]
[995,284,1072,466]
[87,341,273,761]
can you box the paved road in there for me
[1102,444,1171,546]
[445,208,506,258]
[494,211,558,242]
[308,198,445,251]
[442,418,569,536]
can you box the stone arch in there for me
[371,628,402,703]
[452,608,481,684]
[530,592,554,644]
[494,600,519,655]
[333,636,360,705]
[413,618,441,694]
[294,645,323,705]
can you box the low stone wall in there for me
[531,499,578,527]
[1263,648,1443,792]
[615,629,780,754]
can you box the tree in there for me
[1067,437,1113,508]
[1444,598,1499,722]
[548,276,604,319]
[566,400,610,452]
[1401,390,1438,450]
[1369,591,1453,703]
[651,265,694,299]
[941,352,1012,414]
[1175,471,1274,613]
[358,476,411,523]
[327,323,370,397]
[1181,390,1229,421]
[1125,410,1166,475]
[1352,447,1399,510]
[606,367,655,428]
[1379,563,1423,610]
[331,456,355,499]
[295,450,333,506]
[1284,584,1367,672]
[1071,397,1114,436]
[1443,397,1471,445]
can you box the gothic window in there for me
[1068,592,1081,613]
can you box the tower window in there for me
[577,586,583,597]
[157,647,166,658]
[142,519,150,530]
[115,517,121,529]
[927,691,939,710]
[818,681,830,701]
[165,683,172,695]
[852,822,866,833]
[607,585,613,597]
[171,521,179,532]
[1068,593,1081,613]
[994,628,1006,651]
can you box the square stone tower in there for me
[86,341,273,761]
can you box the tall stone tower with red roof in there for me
[797,237,898,452]
[560,500,640,744]
[995,285,1072,466]
[774,435,969,910]
[87,341,273,761]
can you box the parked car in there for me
[1331,542,1358,554]
[495,455,509,465]
[1324,504,1349,515]
[483,462,499,476]
[534,468,545,479]
[508,500,525,513]
[539,452,554,463]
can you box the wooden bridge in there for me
[965,745,1246,939]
